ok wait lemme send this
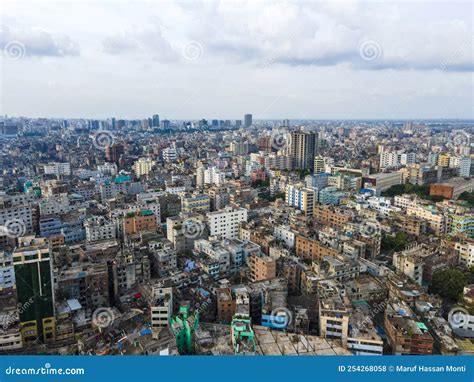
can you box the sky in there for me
[0,0,473,120]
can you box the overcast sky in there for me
[1,0,473,120]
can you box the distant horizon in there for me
[2,115,474,123]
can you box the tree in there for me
[381,232,408,253]
[458,192,474,208]
[430,268,468,301]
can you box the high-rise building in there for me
[105,143,124,165]
[289,132,316,170]
[244,114,253,128]
[13,237,55,344]
[162,119,171,129]
[152,114,160,128]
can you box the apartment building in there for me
[207,207,247,239]
[285,184,315,215]
[248,255,276,282]
[296,236,339,261]
[85,216,117,242]
[384,302,433,355]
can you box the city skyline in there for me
[1,0,473,120]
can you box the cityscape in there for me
[0,0,473,363]
[0,116,472,356]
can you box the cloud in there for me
[0,24,80,57]
[102,23,179,62]
[160,1,474,72]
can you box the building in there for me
[296,236,339,261]
[273,225,296,249]
[314,156,325,174]
[217,287,236,324]
[85,216,117,242]
[43,162,71,177]
[347,305,384,355]
[140,283,173,329]
[207,207,247,239]
[285,184,315,215]
[318,282,350,346]
[13,237,55,345]
[105,143,124,164]
[181,193,210,213]
[208,186,230,211]
[244,114,253,127]
[203,167,225,186]
[459,156,471,177]
[406,205,446,236]
[455,238,474,268]
[429,178,474,199]
[230,141,249,155]
[392,245,430,285]
[0,195,34,235]
[163,145,178,162]
[379,151,416,169]
[123,210,158,237]
[248,255,276,282]
[133,157,156,178]
[313,205,352,229]
[152,114,160,127]
[0,251,15,289]
[364,171,402,194]
[289,132,316,170]
[384,302,433,355]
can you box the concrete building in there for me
[207,207,247,239]
[289,132,316,170]
[85,216,117,242]
[392,245,430,285]
[43,162,71,177]
[13,237,55,345]
[133,157,156,178]
[248,255,276,282]
[384,302,433,355]
[140,283,173,329]
[285,184,315,215]
[318,282,350,346]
